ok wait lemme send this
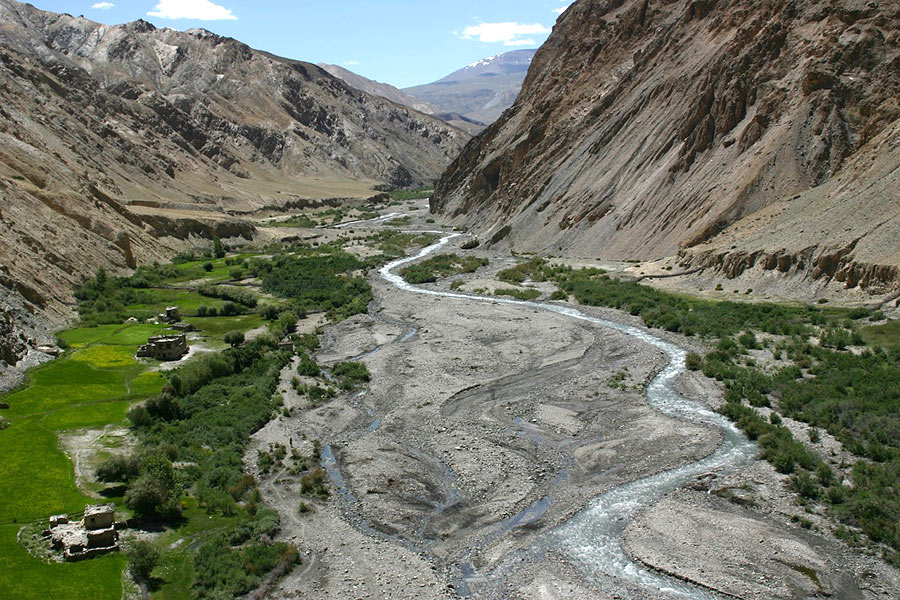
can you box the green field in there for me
[0,323,165,599]
[184,314,266,347]
[60,323,169,348]
[165,257,247,283]
[0,524,126,600]
[122,288,229,318]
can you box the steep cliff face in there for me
[0,0,468,380]
[433,0,900,291]
[680,114,900,297]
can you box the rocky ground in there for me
[245,215,900,599]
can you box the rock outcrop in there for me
[432,0,900,295]
[681,114,900,298]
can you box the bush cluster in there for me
[198,284,258,308]
[400,254,488,284]
[261,251,372,320]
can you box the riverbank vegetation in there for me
[389,187,433,201]
[401,253,488,284]
[0,226,450,598]
[502,256,899,564]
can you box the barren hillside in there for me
[432,0,900,297]
[0,0,467,378]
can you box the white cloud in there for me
[91,2,115,9]
[147,0,237,21]
[553,1,574,15]
[344,60,359,66]
[459,22,550,46]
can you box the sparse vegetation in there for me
[400,253,488,284]
[494,287,541,301]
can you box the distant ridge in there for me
[317,63,438,116]
[403,49,536,125]
[318,63,486,135]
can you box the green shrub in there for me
[96,454,141,483]
[332,361,370,389]
[826,485,846,505]
[297,354,320,377]
[124,454,180,518]
[815,463,835,487]
[224,331,245,348]
[494,288,541,301]
[300,467,329,498]
[790,470,820,499]
[685,352,703,371]
[738,331,759,349]
[401,254,488,284]
[124,539,160,582]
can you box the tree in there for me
[96,454,141,483]
[224,331,245,348]
[95,266,108,289]
[124,538,160,582]
[125,454,180,518]
[213,237,225,259]
[203,262,214,272]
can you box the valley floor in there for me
[2,197,897,599]
[247,221,900,599]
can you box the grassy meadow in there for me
[0,321,167,599]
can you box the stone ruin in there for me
[158,306,181,324]
[46,504,119,561]
[137,332,188,361]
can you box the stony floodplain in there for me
[247,231,900,600]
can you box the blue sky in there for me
[30,1,574,88]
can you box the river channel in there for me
[372,233,758,598]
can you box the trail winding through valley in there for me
[377,234,758,598]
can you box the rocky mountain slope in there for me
[404,49,536,125]
[681,113,900,299]
[318,63,486,135]
[432,0,900,298]
[0,0,468,378]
